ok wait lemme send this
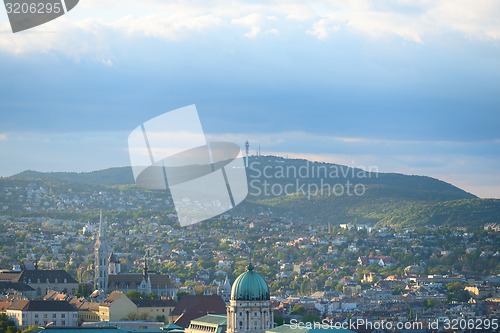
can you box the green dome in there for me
[231,264,270,301]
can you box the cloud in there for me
[305,0,500,42]
[0,0,499,57]
[244,26,261,38]
[307,19,340,40]
[231,13,262,27]
[0,133,6,141]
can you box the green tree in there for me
[126,290,142,299]
[291,305,306,315]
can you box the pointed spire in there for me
[143,249,149,278]
[98,210,103,239]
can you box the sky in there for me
[0,0,499,198]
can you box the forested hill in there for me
[7,156,500,228]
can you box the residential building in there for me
[6,299,78,328]
[98,291,136,321]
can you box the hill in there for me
[6,156,500,228]
[13,167,135,186]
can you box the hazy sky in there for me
[0,0,499,198]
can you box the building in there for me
[108,253,121,275]
[76,301,101,324]
[226,263,273,333]
[6,299,78,328]
[98,291,137,322]
[95,211,110,291]
[171,295,226,328]
[465,285,494,299]
[186,314,227,333]
[132,298,176,321]
[0,269,78,299]
[107,269,176,299]
[95,212,176,299]
[0,281,35,299]
[217,276,231,304]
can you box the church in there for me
[94,212,176,299]
[186,263,273,333]
[227,263,273,333]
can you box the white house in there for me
[7,299,78,328]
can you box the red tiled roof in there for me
[172,295,226,328]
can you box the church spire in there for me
[95,210,109,292]
[98,209,103,239]
[143,250,149,278]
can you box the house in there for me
[98,291,137,321]
[0,281,35,299]
[10,270,78,299]
[70,298,100,324]
[6,299,78,328]
[132,298,176,321]
[357,255,397,267]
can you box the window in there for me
[61,314,65,318]
[34,314,38,318]
[61,320,66,325]
[53,314,57,318]
[43,314,48,318]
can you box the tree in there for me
[126,290,142,299]
[302,313,320,323]
[0,314,16,333]
[291,305,306,315]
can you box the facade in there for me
[133,298,176,321]
[217,276,231,304]
[96,217,176,299]
[73,300,100,324]
[6,299,78,328]
[107,271,176,299]
[108,253,121,275]
[1,270,78,299]
[98,291,137,321]
[226,264,273,333]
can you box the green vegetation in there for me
[3,155,500,229]
[0,314,16,333]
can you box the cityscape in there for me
[1,1,500,333]
[0,156,499,333]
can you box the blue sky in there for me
[0,0,499,198]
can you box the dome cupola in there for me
[230,263,269,301]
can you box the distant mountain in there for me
[13,167,135,186]
[8,156,500,228]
